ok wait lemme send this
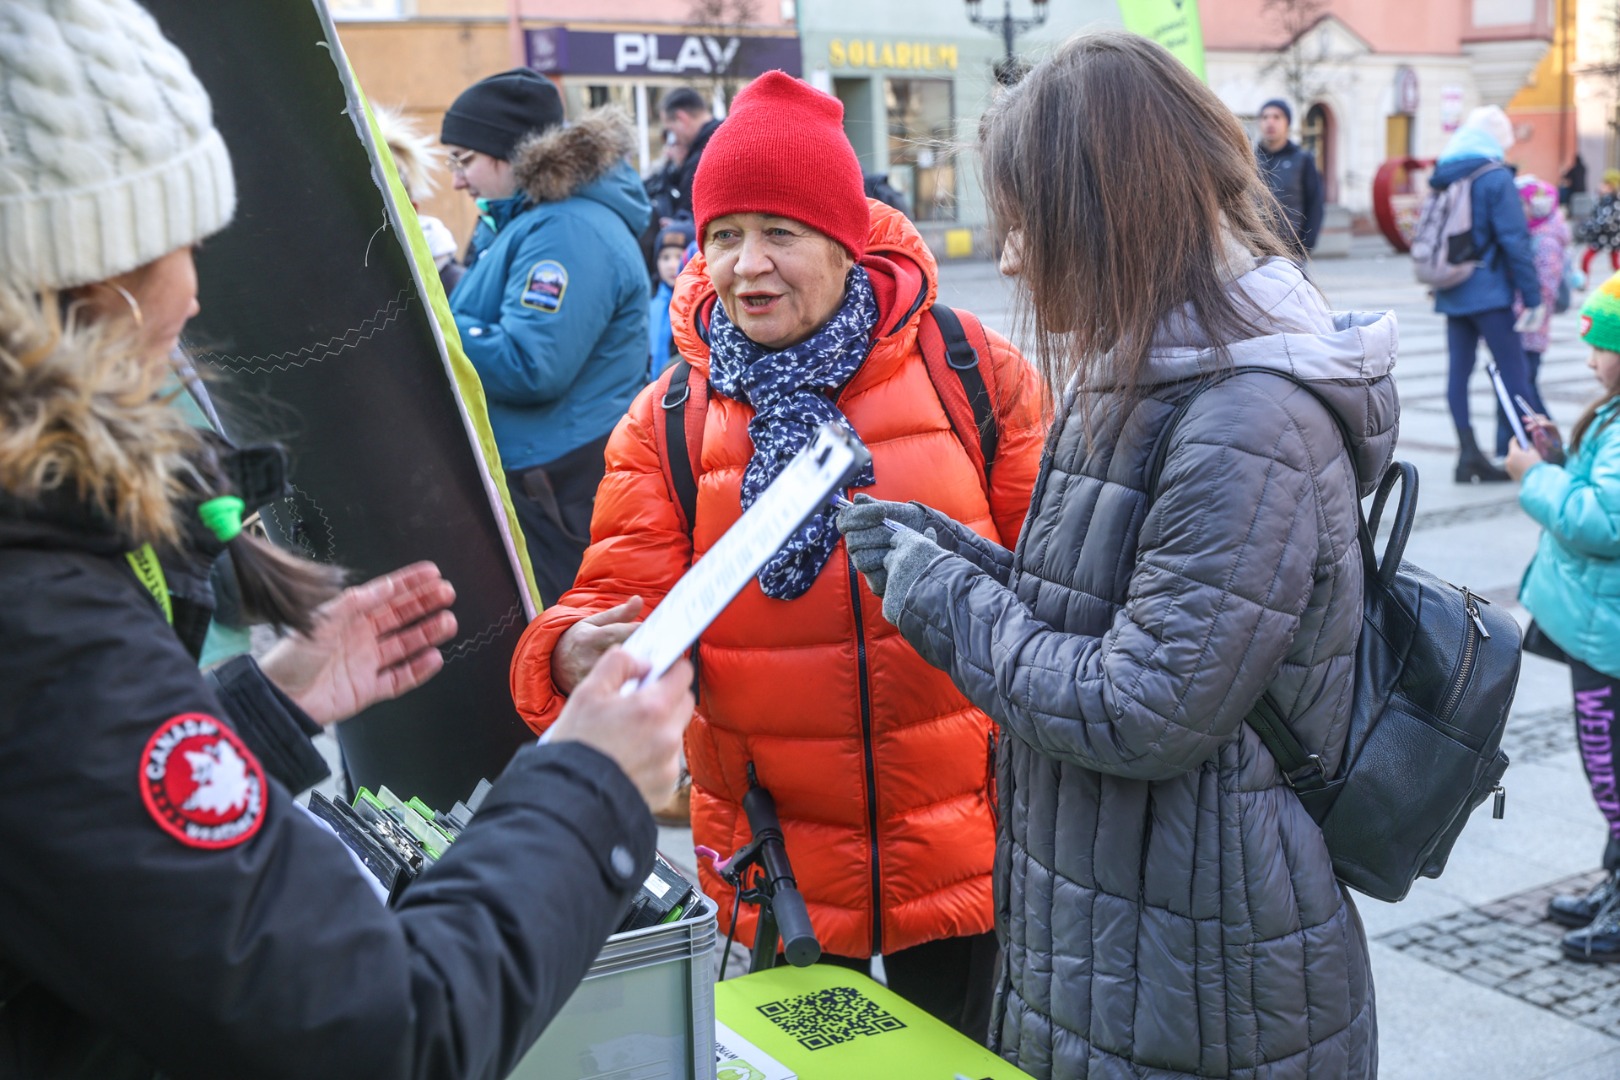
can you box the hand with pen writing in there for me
[1506,409,1564,481]
[1522,411,1565,465]
[835,494,956,597]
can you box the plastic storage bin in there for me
[508,892,718,1080]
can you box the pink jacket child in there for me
[1517,175,1571,357]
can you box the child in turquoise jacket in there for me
[1507,270,1620,962]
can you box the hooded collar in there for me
[1439,125,1506,165]
[507,107,650,236]
[668,200,937,388]
[1122,256,1400,489]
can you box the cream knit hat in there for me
[0,0,235,291]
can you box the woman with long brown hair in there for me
[838,31,1394,1077]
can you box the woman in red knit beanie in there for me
[510,70,1048,1040]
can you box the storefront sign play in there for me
[527,27,802,77]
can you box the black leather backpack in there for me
[1150,369,1521,902]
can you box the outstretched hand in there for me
[258,561,458,727]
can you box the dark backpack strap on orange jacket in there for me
[917,304,999,492]
[652,357,708,535]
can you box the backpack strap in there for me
[1142,366,1389,795]
[918,304,1000,492]
[650,357,708,535]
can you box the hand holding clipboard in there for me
[1485,363,1529,449]
[1488,363,1565,465]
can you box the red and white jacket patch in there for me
[140,713,267,850]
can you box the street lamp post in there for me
[965,0,1050,84]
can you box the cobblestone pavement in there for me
[1501,706,1578,768]
[1380,872,1620,1040]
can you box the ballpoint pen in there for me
[830,492,901,532]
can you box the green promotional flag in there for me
[1120,0,1206,80]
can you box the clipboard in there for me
[1486,362,1529,449]
[618,423,872,690]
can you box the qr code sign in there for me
[756,986,906,1050]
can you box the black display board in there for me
[144,0,538,807]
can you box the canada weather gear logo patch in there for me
[140,714,266,850]
[521,260,568,312]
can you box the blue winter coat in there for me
[648,280,675,380]
[450,110,651,472]
[1520,401,1620,677]
[1429,155,1541,317]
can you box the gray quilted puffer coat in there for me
[886,257,1399,1078]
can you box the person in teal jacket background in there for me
[1507,271,1620,963]
[443,70,651,605]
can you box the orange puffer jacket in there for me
[511,203,1046,958]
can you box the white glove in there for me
[1514,305,1547,334]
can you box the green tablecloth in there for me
[716,965,1035,1080]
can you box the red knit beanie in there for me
[694,71,870,259]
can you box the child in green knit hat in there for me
[1505,269,1620,962]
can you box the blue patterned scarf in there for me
[708,266,879,600]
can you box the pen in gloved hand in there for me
[831,492,901,533]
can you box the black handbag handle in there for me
[1365,461,1417,586]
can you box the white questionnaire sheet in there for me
[619,423,865,691]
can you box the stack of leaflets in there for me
[309,781,695,932]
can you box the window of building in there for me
[884,78,955,222]
[1302,102,1337,203]
[569,83,681,177]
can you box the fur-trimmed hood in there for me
[512,106,639,203]
[0,287,201,549]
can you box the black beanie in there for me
[441,69,565,161]
[1260,98,1293,125]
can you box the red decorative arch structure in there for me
[1372,157,1436,253]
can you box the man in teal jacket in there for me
[443,70,651,605]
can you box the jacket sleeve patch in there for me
[140,713,267,850]
[521,260,569,313]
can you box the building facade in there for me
[332,0,1123,258]
[331,0,799,243]
[1573,0,1620,194]
[1200,0,1567,221]
[796,0,1119,255]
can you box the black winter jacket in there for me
[1257,140,1325,252]
[670,118,721,219]
[0,507,655,1079]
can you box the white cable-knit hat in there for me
[0,0,235,290]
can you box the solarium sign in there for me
[526,27,803,79]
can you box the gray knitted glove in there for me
[880,524,948,626]
[835,494,953,597]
